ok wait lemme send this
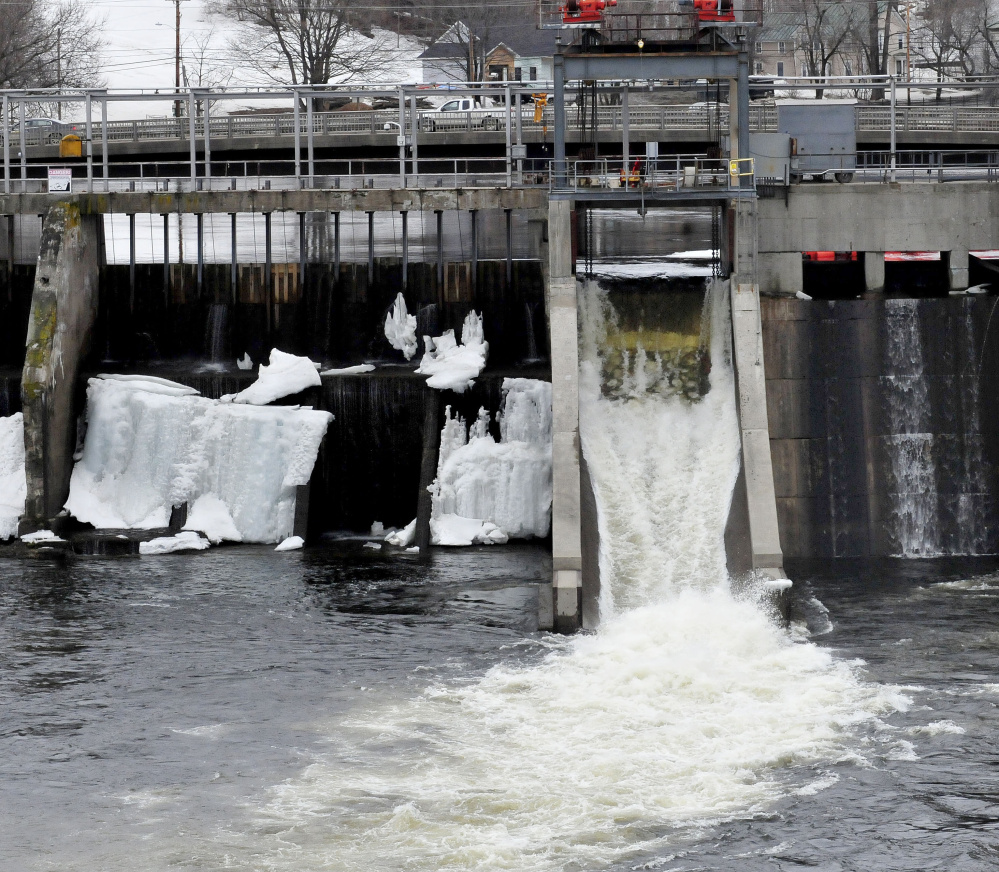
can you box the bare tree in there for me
[784,0,861,96]
[0,0,105,91]
[912,0,981,86]
[415,0,522,82]
[206,0,394,86]
[183,28,234,116]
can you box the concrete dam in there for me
[1,182,998,628]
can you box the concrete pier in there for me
[545,198,583,633]
[19,203,102,531]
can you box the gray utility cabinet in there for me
[777,99,857,181]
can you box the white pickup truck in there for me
[421,98,500,132]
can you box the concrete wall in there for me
[20,203,102,529]
[763,295,999,558]
[758,182,999,295]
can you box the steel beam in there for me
[562,52,740,80]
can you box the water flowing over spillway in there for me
[253,278,899,871]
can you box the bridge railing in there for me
[561,154,742,193]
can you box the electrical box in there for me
[749,133,791,184]
[776,100,857,180]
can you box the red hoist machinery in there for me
[681,0,736,23]
[560,0,616,26]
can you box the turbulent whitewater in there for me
[254,279,900,871]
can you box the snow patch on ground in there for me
[384,293,419,360]
[20,529,66,544]
[0,413,25,540]
[229,349,321,405]
[428,378,552,545]
[139,531,211,555]
[417,311,489,393]
[65,377,332,544]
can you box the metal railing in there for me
[562,154,743,193]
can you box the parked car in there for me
[2,118,80,146]
[421,99,500,132]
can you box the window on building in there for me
[801,63,808,76]
[896,59,904,76]
[515,66,522,81]
[898,35,903,49]
[755,41,762,53]
[778,41,786,53]
[844,60,852,76]
[530,66,537,80]
[756,62,763,74]
[777,61,784,77]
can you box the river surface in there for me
[4,549,999,870]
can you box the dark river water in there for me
[3,547,999,871]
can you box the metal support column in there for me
[85,93,94,193]
[333,212,340,280]
[188,91,197,185]
[264,212,272,336]
[101,96,109,190]
[505,209,513,288]
[737,43,751,189]
[436,210,444,288]
[515,91,523,185]
[18,100,26,192]
[293,88,302,184]
[621,83,629,178]
[505,84,512,188]
[163,214,170,301]
[128,213,136,309]
[196,213,204,295]
[203,93,212,185]
[6,215,14,274]
[890,77,897,183]
[554,50,567,187]
[3,95,10,194]
[401,211,408,290]
[299,211,307,291]
[398,85,407,187]
[230,213,237,302]
[470,210,478,290]
[410,94,419,181]
[306,91,315,185]
[367,211,374,285]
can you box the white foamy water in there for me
[253,279,901,871]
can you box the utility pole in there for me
[167,0,189,118]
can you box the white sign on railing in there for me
[48,168,71,193]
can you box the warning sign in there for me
[48,167,72,193]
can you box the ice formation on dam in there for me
[65,375,332,544]
[0,413,26,540]
[429,378,552,545]
[227,349,321,405]
[383,293,418,360]
[417,310,489,393]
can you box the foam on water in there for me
[253,279,900,871]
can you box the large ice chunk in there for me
[417,310,489,393]
[429,378,552,543]
[65,377,332,543]
[384,293,418,360]
[230,349,321,405]
[0,413,26,540]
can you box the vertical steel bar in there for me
[505,208,513,287]
[436,210,444,288]
[230,212,237,302]
[163,213,170,301]
[306,92,315,185]
[264,212,272,337]
[101,96,109,190]
[333,212,340,279]
[3,95,9,194]
[890,77,897,183]
[398,85,406,187]
[505,84,512,188]
[622,83,629,178]
[196,213,204,295]
[293,88,301,183]
[299,211,306,291]
[470,210,478,291]
[367,211,374,285]
[85,93,94,193]
[203,93,212,184]
[18,100,26,192]
[410,93,419,181]
[401,211,408,290]
[128,213,136,309]
[188,90,197,184]
[515,91,523,184]
[554,51,566,186]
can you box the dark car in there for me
[2,118,80,146]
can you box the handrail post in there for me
[292,86,301,184]
[101,94,110,192]
[18,99,26,192]
[505,83,512,188]
[188,89,197,185]
[3,95,10,194]
[85,92,93,192]
[307,89,315,186]
[203,91,212,186]
[890,76,897,183]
